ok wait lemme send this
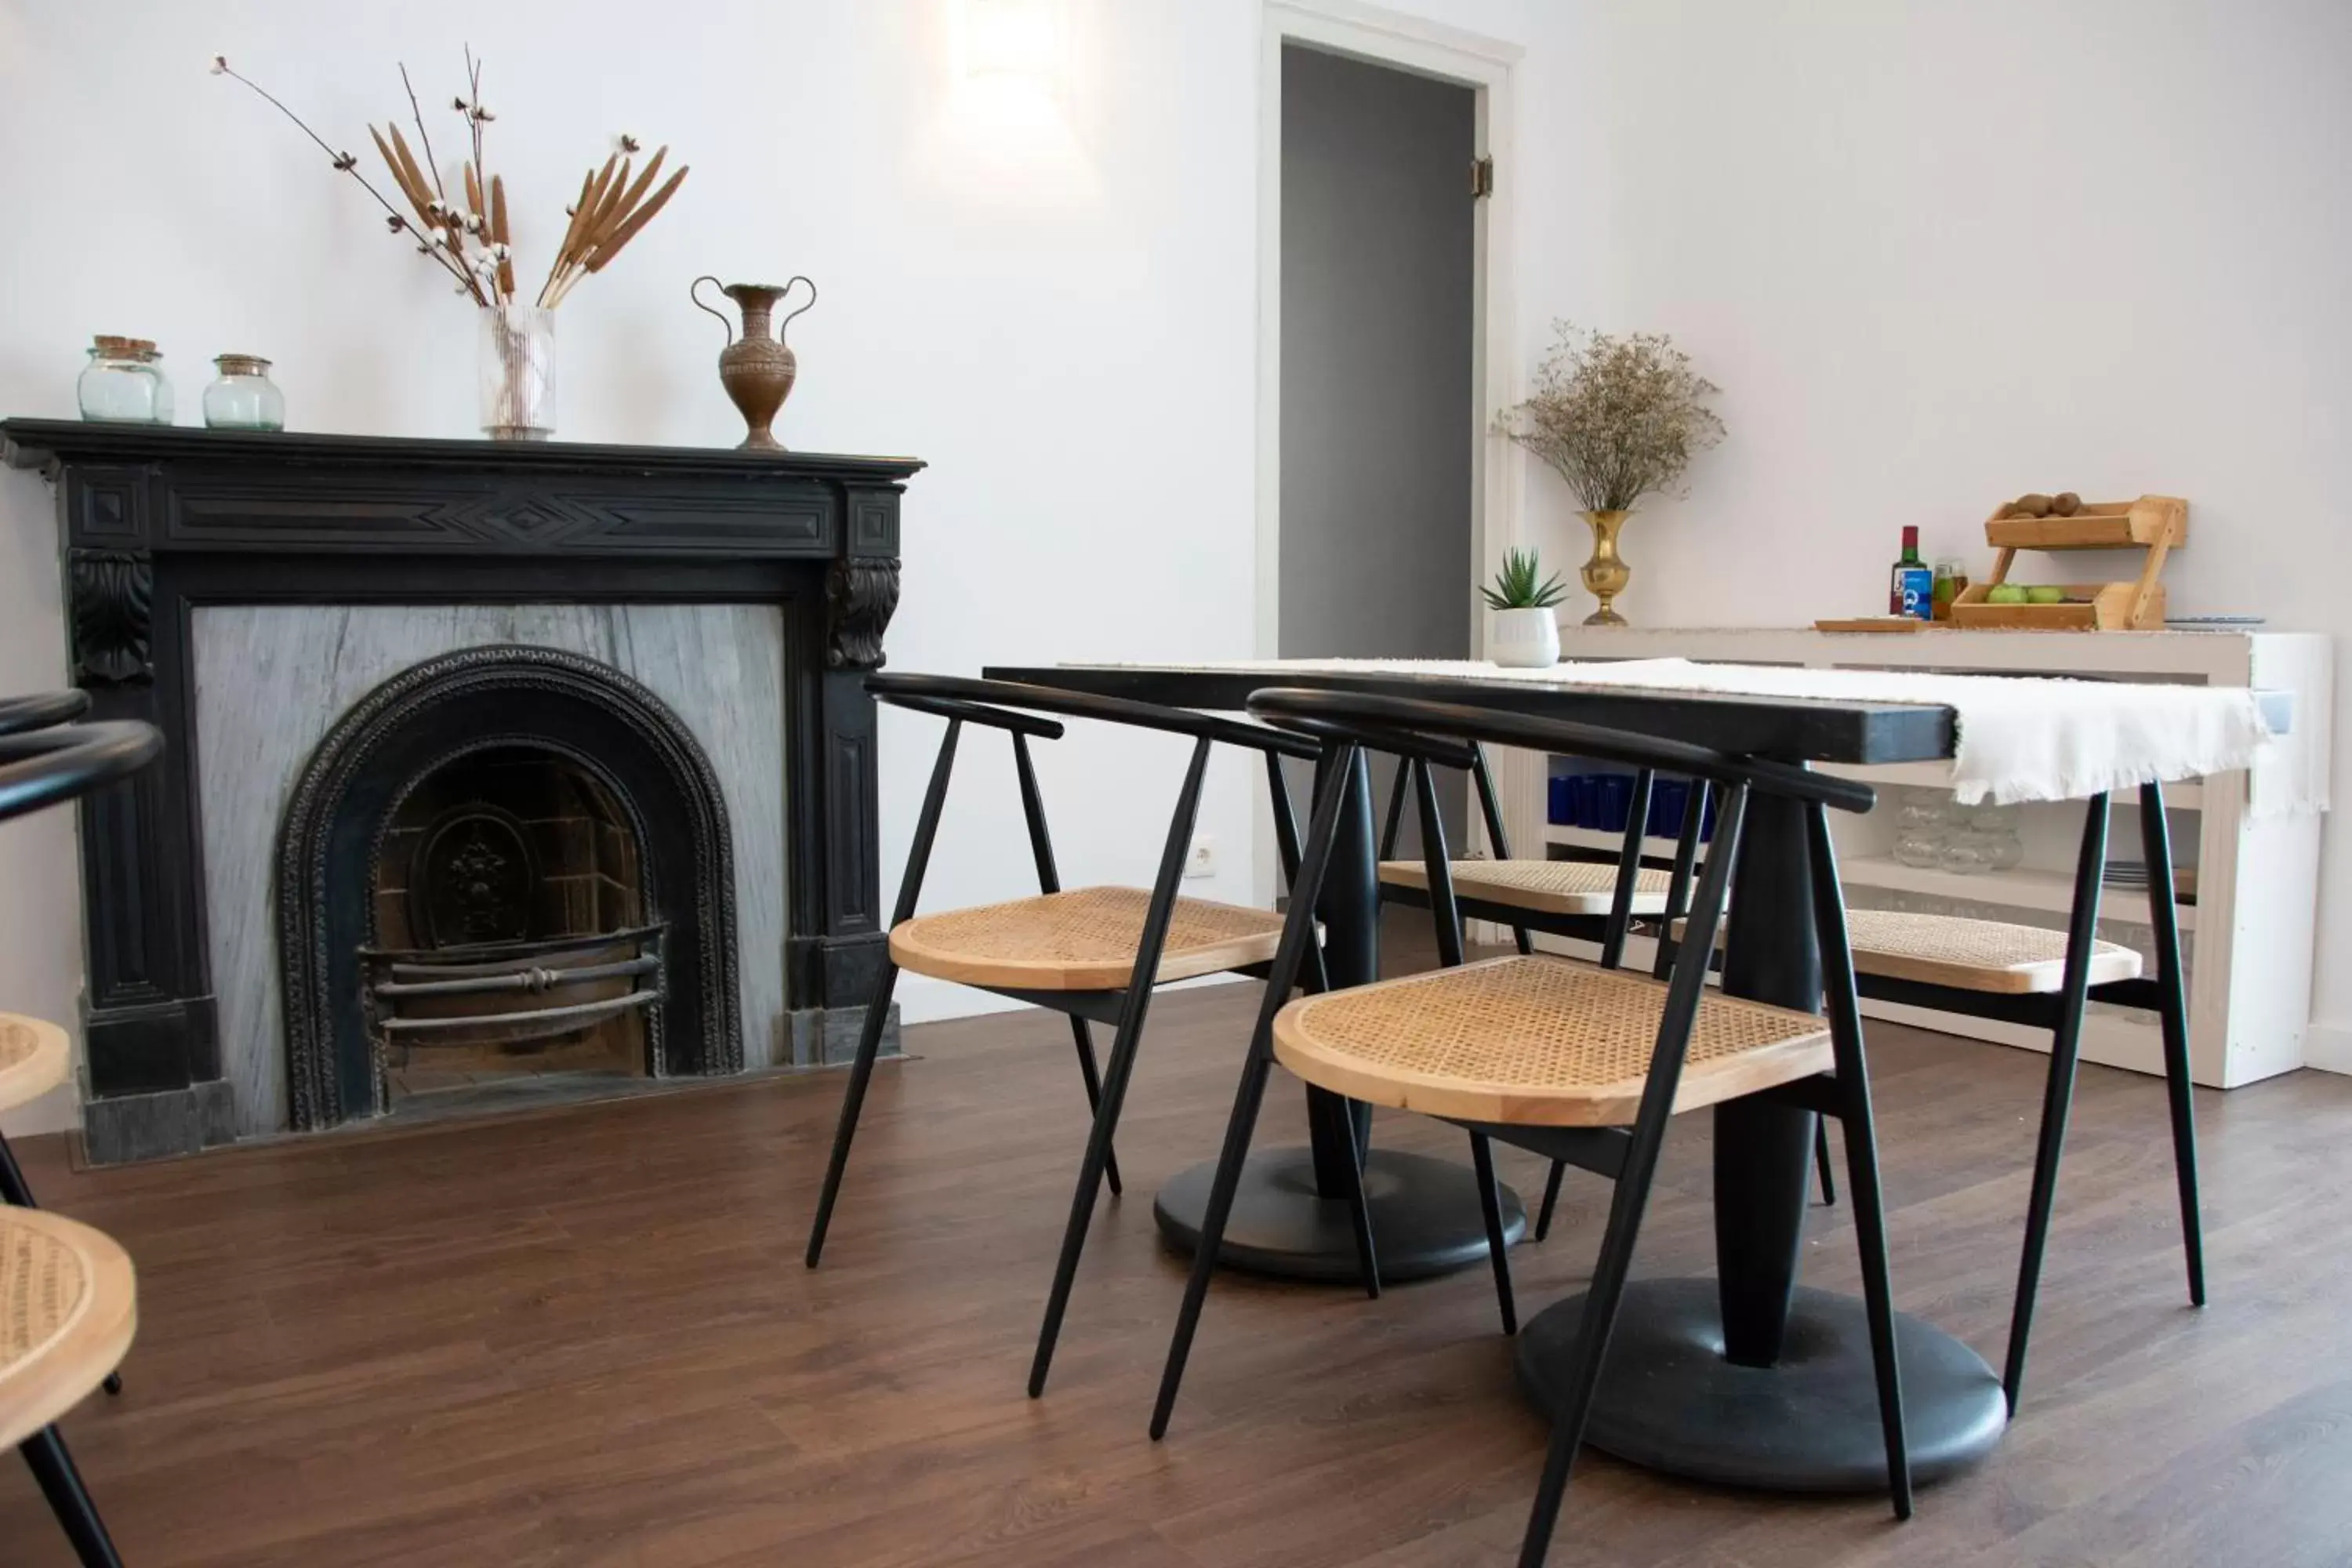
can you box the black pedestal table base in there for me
[1155,1145,1526,1283]
[1516,1277,2006,1492]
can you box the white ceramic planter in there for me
[1489,605,1561,668]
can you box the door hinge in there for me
[1472,155,1495,198]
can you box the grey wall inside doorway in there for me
[1279,43,1475,854]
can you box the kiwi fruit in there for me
[2012,493,2054,517]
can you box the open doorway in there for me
[1278,42,1476,852]
[1257,5,1519,893]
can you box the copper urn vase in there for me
[691,274,817,452]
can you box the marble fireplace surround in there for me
[197,604,783,1136]
[2,421,920,1163]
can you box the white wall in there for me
[1523,0,2352,1045]
[0,0,1595,1134]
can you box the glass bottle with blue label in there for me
[1889,525,1933,619]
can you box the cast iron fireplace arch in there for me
[277,644,741,1130]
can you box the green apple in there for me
[2025,586,2067,604]
[1987,584,2028,605]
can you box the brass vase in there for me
[691,274,817,451]
[1580,509,1632,626]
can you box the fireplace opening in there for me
[366,746,660,1104]
[277,644,742,1131]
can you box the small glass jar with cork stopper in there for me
[202,354,285,431]
[77,336,174,424]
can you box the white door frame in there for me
[1252,0,1525,904]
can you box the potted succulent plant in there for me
[1481,548,1567,668]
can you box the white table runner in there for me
[1140,658,2284,809]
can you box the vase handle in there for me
[689,276,735,346]
[776,275,818,339]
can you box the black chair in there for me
[1148,688,1910,1565]
[803,672,1336,1399]
[0,711,165,1568]
[0,704,158,1406]
[1649,772,2199,1414]
[1374,750,1840,1240]
[1840,786,2199,1412]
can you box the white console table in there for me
[1480,628,2332,1089]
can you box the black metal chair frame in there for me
[1373,750,1841,1243]
[1146,688,1911,1566]
[1844,782,2202,1413]
[1628,768,2202,1414]
[0,700,165,1568]
[801,671,1329,1402]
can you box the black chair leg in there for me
[804,961,904,1268]
[1836,1085,1912,1516]
[20,1425,125,1568]
[1338,1094,1381,1301]
[0,1130,33,1208]
[1515,1145,1653,1567]
[1029,1002,1152,1397]
[1533,1160,1566,1241]
[2139,781,2205,1308]
[1469,1131,1517,1334]
[1065,1017,1123,1199]
[1814,1116,1838,1206]
[2004,793,2108,1415]
[1151,1040,1279,1437]
[1805,799,1912,1519]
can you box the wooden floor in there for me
[9,949,2352,1566]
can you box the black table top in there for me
[985,662,1955,767]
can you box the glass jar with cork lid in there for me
[203,354,285,431]
[77,336,174,424]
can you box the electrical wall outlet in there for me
[1185,835,1217,879]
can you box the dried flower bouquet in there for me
[212,49,686,311]
[1497,324,1725,514]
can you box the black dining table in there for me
[991,659,2009,1492]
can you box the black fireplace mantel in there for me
[2,419,923,1162]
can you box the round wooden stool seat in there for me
[1845,909,2143,996]
[888,886,1286,991]
[0,1014,70,1116]
[0,1206,136,1450]
[1377,858,1671,918]
[1272,953,1831,1127]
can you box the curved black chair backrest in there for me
[0,691,93,739]
[1244,688,1876,815]
[0,720,165,825]
[869,671,1320,762]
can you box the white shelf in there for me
[1838,854,2195,930]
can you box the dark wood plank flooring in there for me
[8,948,2351,1566]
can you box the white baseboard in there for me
[2303,1022,2352,1076]
[895,970,1250,1028]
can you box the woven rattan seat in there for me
[889,885,1285,991]
[0,1206,136,1450]
[1377,858,1671,918]
[1846,909,2143,995]
[0,1014,68,1116]
[1272,953,1831,1127]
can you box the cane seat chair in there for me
[0,710,164,1568]
[1149,688,1912,1566]
[804,673,1319,1401]
[1,1206,137,1567]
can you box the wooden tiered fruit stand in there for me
[1949,494,2187,631]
